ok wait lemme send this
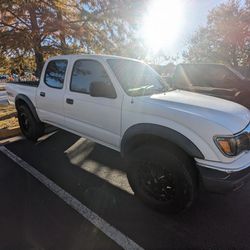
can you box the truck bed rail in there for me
[7,81,39,87]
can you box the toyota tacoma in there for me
[6,55,250,213]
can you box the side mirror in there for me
[89,81,117,99]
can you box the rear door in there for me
[64,59,122,149]
[36,59,68,126]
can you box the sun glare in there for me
[141,0,184,52]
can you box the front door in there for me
[64,59,122,149]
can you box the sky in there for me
[184,0,226,35]
[141,0,229,57]
[165,0,226,55]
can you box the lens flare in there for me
[141,0,184,52]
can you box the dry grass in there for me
[0,104,19,129]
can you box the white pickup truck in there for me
[6,54,250,213]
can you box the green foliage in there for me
[184,0,250,66]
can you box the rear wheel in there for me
[127,143,198,213]
[17,105,44,141]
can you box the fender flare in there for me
[15,94,40,122]
[121,123,204,159]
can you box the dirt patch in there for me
[0,104,20,139]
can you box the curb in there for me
[0,126,21,140]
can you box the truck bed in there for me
[7,81,39,87]
[6,82,38,105]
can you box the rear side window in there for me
[44,60,68,89]
[70,60,111,94]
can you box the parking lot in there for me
[1,130,250,250]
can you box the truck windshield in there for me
[107,59,168,96]
[228,67,245,80]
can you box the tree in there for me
[0,0,146,76]
[0,0,80,76]
[0,52,35,75]
[184,0,250,67]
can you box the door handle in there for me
[66,98,74,105]
[40,92,45,97]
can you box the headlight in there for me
[214,133,250,156]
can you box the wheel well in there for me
[122,134,191,158]
[15,99,28,111]
[15,95,40,122]
[121,124,204,159]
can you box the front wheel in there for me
[17,105,44,141]
[127,143,198,213]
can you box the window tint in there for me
[71,60,111,94]
[44,60,67,89]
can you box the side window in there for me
[70,60,111,94]
[44,60,68,89]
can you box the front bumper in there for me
[196,149,250,193]
[197,164,250,193]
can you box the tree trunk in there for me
[34,48,44,78]
[28,5,44,78]
[57,9,68,53]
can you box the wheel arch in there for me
[121,123,204,159]
[15,94,40,122]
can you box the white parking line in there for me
[0,146,143,250]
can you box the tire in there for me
[127,142,198,213]
[17,105,44,141]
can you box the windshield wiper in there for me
[128,85,153,96]
[128,84,170,96]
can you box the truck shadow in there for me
[5,129,250,249]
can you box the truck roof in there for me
[48,54,142,62]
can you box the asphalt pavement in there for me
[0,145,121,250]
[1,130,250,249]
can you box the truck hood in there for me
[142,90,250,133]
